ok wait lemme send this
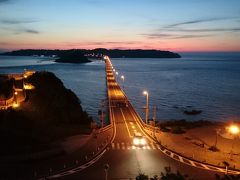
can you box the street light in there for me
[229,125,239,135]
[143,90,149,124]
[228,124,239,160]
[121,75,125,90]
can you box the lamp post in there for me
[13,91,19,108]
[143,90,149,124]
[115,71,118,81]
[228,124,239,160]
[121,75,124,90]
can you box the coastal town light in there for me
[12,102,19,108]
[14,91,18,95]
[143,90,149,124]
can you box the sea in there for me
[0,52,240,124]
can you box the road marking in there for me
[179,156,183,163]
[127,142,131,149]
[189,160,196,167]
[201,164,210,170]
[121,142,125,150]
[120,108,132,138]
[151,143,156,150]
[117,142,120,150]
[111,143,115,150]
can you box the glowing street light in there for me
[116,71,118,75]
[228,124,239,160]
[121,75,125,90]
[229,125,239,135]
[14,91,18,108]
[143,90,149,124]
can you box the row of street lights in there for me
[111,61,150,125]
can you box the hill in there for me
[0,71,92,155]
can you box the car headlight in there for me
[140,139,146,145]
[133,138,140,145]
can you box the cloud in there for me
[0,0,9,3]
[23,29,39,34]
[142,33,212,39]
[63,41,140,47]
[165,17,237,28]
[169,28,240,33]
[0,19,38,25]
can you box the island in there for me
[0,48,181,59]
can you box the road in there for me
[56,57,222,180]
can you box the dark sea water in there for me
[1,53,240,123]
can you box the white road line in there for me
[190,160,196,167]
[201,164,210,170]
[120,108,132,138]
[151,143,156,150]
[121,142,125,150]
[111,143,115,150]
[117,142,120,150]
[179,156,184,163]
[127,142,131,149]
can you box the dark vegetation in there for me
[0,48,181,59]
[135,166,240,180]
[0,71,92,155]
[158,119,214,134]
[84,48,181,58]
[55,50,91,63]
[0,75,14,99]
[135,167,190,180]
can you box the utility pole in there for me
[99,100,104,128]
[153,106,157,137]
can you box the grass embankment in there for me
[0,72,92,155]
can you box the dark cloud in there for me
[0,0,9,3]
[64,41,140,46]
[165,17,238,28]
[172,34,212,39]
[142,33,212,39]
[0,19,38,25]
[169,28,240,33]
[23,29,39,34]
[166,19,216,28]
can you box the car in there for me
[133,133,146,146]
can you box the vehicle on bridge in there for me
[133,132,146,146]
[116,101,129,107]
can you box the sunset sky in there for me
[0,0,240,52]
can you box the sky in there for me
[0,0,240,52]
